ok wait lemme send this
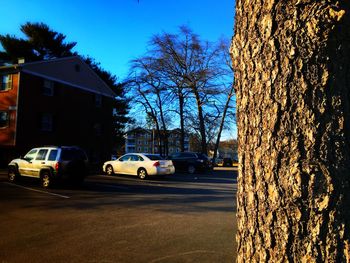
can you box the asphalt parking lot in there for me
[0,168,237,263]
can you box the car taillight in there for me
[153,161,160,167]
[55,162,60,172]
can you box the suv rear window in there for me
[48,149,58,161]
[60,148,87,161]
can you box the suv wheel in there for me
[106,165,114,176]
[8,167,19,183]
[41,171,52,188]
[138,168,147,180]
[187,165,196,174]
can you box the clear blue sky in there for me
[0,0,235,80]
[0,0,237,139]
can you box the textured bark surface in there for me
[231,1,350,262]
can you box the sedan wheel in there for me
[106,165,114,176]
[138,168,147,180]
[8,168,17,183]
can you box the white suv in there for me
[8,146,89,188]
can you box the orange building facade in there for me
[0,72,19,147]
[0,57,117,167]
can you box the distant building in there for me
[0,56,116,166]
[217,139,238,160]
[125,127,190,155]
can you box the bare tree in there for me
[128,26,235,155]
[150,26,229,154]
[128,57,173,156]
[212,40,236,160]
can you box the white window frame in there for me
[0,75,13,91]
[0,111,9,128]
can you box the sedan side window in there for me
[24,149,38,162]
[119,155,131,162]
[129,155,141,161]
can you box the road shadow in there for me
[0,169,238,214]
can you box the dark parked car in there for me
[223,158,233,167]
[8,146,89,188]
[168,152,213,174]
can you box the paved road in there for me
[0,168,237,263]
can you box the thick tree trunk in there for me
[231,1,350,262]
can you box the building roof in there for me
[0,56,116,98]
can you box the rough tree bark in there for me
[231,1,350,262]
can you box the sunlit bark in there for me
[231,1,350,261]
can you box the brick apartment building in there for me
[125,127,190,156]
[0,56,116,167]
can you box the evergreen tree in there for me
[0,22,130,153]
[0,22,76,62]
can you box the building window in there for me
[137,147,142,152]
[0,111,9,128]
[40,113,53,132]
[127,147,135,153]
[75,64,81,72]
[0,75,13,91]
[127,139,135,145]
[43,79,54,96]
[94,123,102,136]
[95,94,102,107]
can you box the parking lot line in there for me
[3,182,70,199]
